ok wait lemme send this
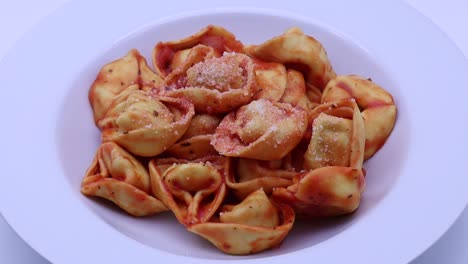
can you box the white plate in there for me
[0,0,467,263]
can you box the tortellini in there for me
[273,100,367,217]
[304,99,365,170]
[321,75,397,159]
[281,69,318,110]
[163,51,256,114]
[81,142,167,216]
[211,99,307,160]
[82,25,397,255]
[272,166,366,217]
[227,157,296,199]
[188,189,295,255]
[245,27,336,90]
[252,60,287,101]
[98,90,195,157]
[152,25,244,77]
[167,114,221,160]
[89,49,163,124]
[148,156,228,226]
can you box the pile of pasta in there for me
[82,25,397,255]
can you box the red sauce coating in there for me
[284,62,311,79]
[336,81,353,95]
[155,43,175,74]
[253,59,280,70]
[200,35,227,54]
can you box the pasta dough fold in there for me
[321,75,397,159]
[226,157,297,199]
[149,156,228,226]
[304,99,365,170]
[152,25,243,77]
[164,50,256,114]
[273,166,365,217]
[89,49,163,124]
[98,90,194,157]
[245,27,336,90]
[81,142,167,216]
[188,189,295,255]
[212,99,307,160]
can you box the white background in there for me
[0,0,466,263]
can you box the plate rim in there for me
[0,0,467,263]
